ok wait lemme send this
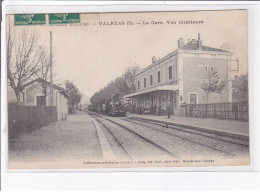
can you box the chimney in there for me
[152,56,157,63]
[178,38,185,49]
[197,33,202,50]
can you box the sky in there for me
[7,10,248,104]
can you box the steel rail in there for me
[119,117,237,157]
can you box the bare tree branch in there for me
[200,71,226,103]
[7,26,41,104]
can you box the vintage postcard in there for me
[6,10,249,169]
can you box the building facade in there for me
[21,78,69,120]
[124,34,233,115]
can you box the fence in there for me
[8,103,57,139]
[180,102,248,121]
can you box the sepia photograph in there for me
[5,10,249,169]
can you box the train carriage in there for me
[89,94,126,117]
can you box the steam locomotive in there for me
[88,94,126,117]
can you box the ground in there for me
[8,111,249,169]
[9,111,102,169]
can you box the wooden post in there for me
[214,103,216,118]
[235,102,238,120]
[224,103,226,119]
[205,104,208,118]
[241,103,243,120]
[50,31,54,106]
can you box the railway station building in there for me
[123,33,233,115]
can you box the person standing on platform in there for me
[166,102,172,119]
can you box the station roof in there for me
[135,34,231,78]
[21,78,69,98]
[123,84,178,98]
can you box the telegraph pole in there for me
[50,31,54,106]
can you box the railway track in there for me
[118,117,248,157]
[103,117,178,158]
[87,111,248,159]
[112,117,237,157]
[125,117,249,146]
[90,113,177,160]
[95,118,133,160]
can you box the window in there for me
[158,71,161,83]
[150,75,153,85]
[144,78,146,88]
[169,66,173,80]
[189,94,197,104]
[138,81,140,90]
[205,66,208,72]
[37,96,46,106]
[211,66,214,72]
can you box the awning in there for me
[123,84,178,98]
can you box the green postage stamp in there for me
[14,14,46,25]
[49,13,80,24]
[14,13,80,25]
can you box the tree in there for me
[232,74,248,103]
[90,64,141,105]
[65,80,82,109]
[123,64,141,93]
[7,25,41,104]
[200,71,226,103]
